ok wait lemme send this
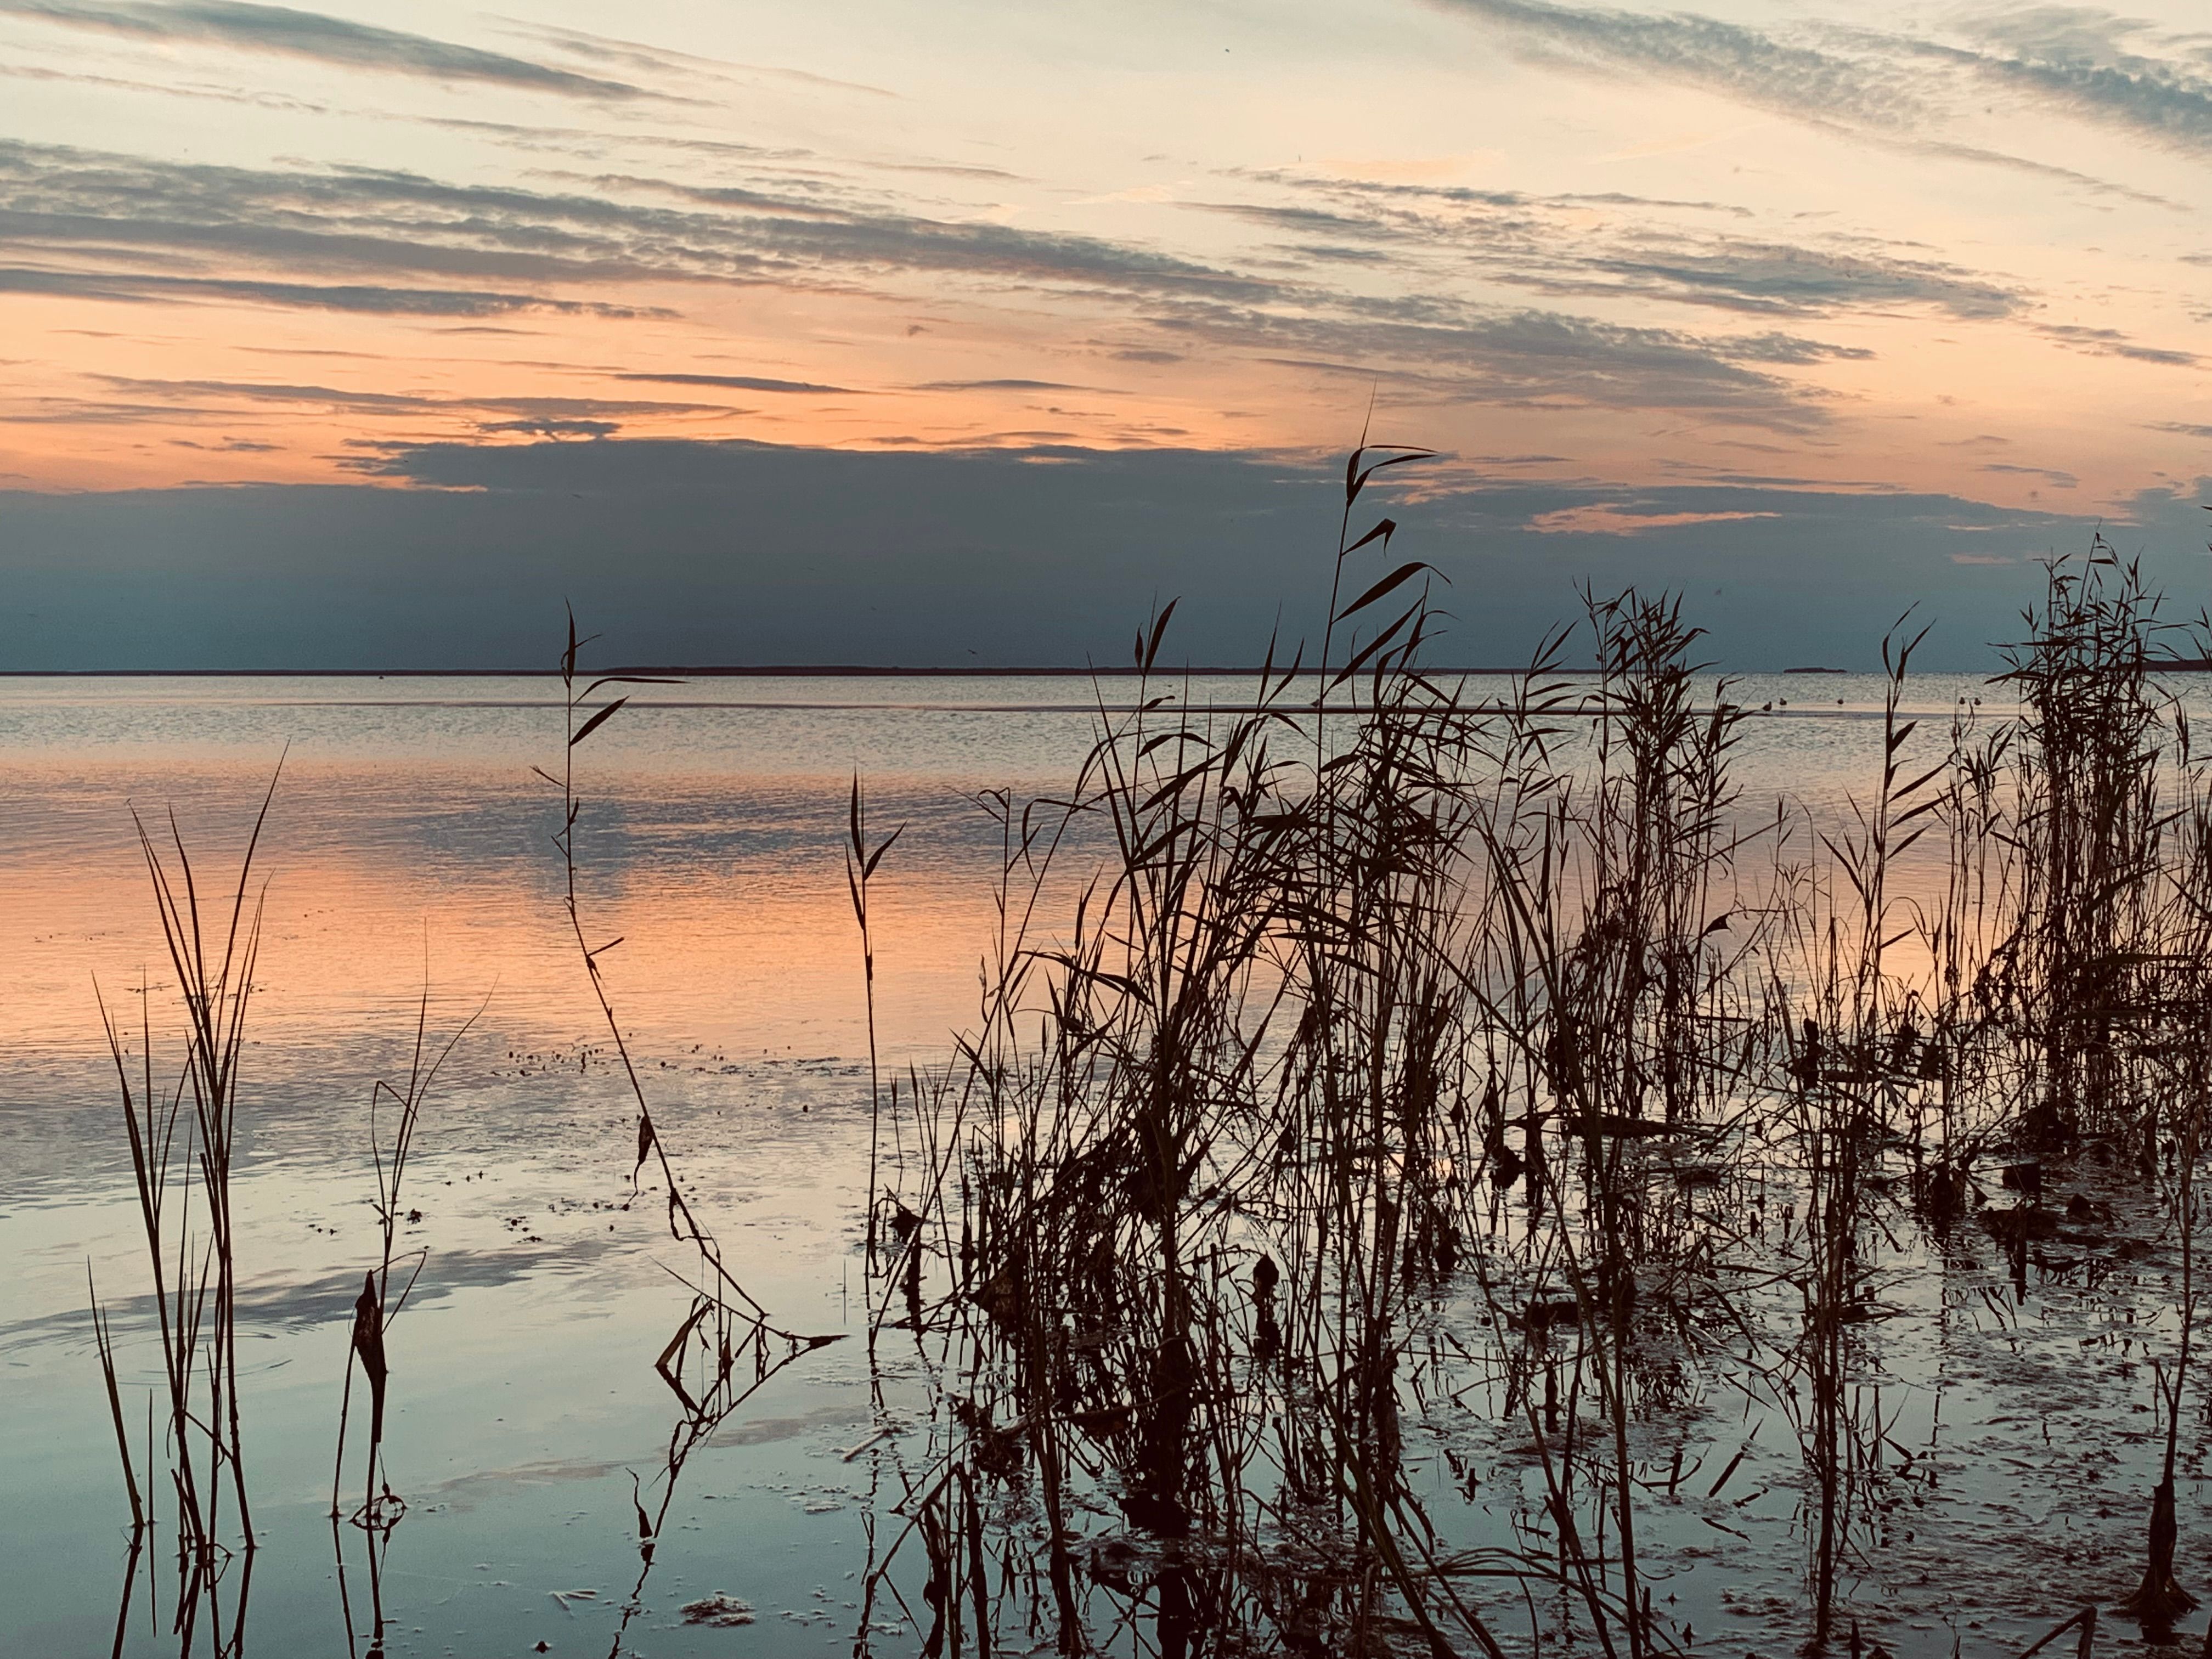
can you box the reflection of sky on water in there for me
[7,674,2212,1654]
[0,670,2039,1059]
[0,679,1008,1654]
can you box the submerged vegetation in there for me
[79,455,2212,1655]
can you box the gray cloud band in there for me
[1433,0,2212,162]
[0,0,645,97]
[0,136,1893,431]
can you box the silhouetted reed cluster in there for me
[91,781,278,1655]
[849,463,2212,1656]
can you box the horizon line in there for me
[0,663,1871,679]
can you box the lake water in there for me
[2,670,2203,1657]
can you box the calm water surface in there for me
[2,672,2198,1656]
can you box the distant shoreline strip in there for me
[0,664,1538,678]
[0,696,1906,719]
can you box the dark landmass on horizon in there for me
[0,664,1543,678]
[7,438,2205,675]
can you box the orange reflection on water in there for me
[0,757,1019,1076]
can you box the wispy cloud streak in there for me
[0,0,646,97]
[0,138,1868,431]
[1433,0,2212,166]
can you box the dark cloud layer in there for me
[1944,10,2212,156]
[1211,173,2023,321]
[2038,321,2201,367]
[616,371,858,393]
[0,0,645,97]
[916,377,1097,392]
[1440,0,1916,127]
[0,136,1891,431]
[5,437,2199,673]
[0,134,1276,310]
[0,264,669,317]
[0,374,746,432]
[1164,306,1842,430]
[1435,0,2212,167]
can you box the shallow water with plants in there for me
[13,538,2212,1658]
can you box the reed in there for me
[93,769,279,1649]
[847,775,904,1280]
[540,614,845,1657]
[88,1262,143,1534]
[331,983,480,1529]
[842,460,2212,1656]
[1997,544,2175,1156]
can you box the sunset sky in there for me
[3,0,2210,668]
